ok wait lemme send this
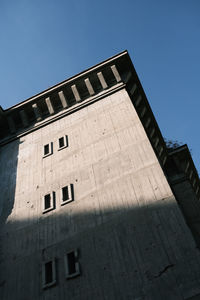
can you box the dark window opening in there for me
[58,135,68,150]
[44,144,49,155]
[44,194,51,209]
[45,261,53,284]
[67,252,76,275]
[59,137,64,148]
[64,249,80,278]
[62,186,69,201]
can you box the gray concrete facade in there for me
[0,51,200,299]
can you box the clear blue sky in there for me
[0,0,199,172]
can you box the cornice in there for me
[0,51,129,141]
[2,51,128,113]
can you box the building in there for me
[0,51,200,299]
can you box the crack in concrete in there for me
[154,264,174,278]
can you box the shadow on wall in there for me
[0,140,22,224]
[0,139,21,291]
[1,194,200,299]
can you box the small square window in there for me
[42,259,56,289]
[43,142,53,157]
[64,250,80,279]
[61,184,73,206]
[59,137,65,148]
[42,192,55,213]
[58,135,68,150]
[44,194,51,209]
[44,144,49,155]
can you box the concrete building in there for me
[0,51,200,300]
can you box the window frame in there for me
[61,184,73,206]
[42,259,57,289]
[58,135,68,151]
[42,192,55,214]
[64,249,80,279]
[43,142,53,158]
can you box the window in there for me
[59,137,65,148]
[58,135,68,150]
[61,184,73,206]
[43,142,53,157]
[44,144,49,155]
[42,192,55,213]
[42,259,56,289]
[44,194,51,209]
[64,250,80,279]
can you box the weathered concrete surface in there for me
[170,178,200,247]
[1,89,200,299]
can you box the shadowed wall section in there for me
[0,139,19,294]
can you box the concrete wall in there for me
[171,178,200,248]
[1,88,200,299]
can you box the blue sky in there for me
[0,0,199,172]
